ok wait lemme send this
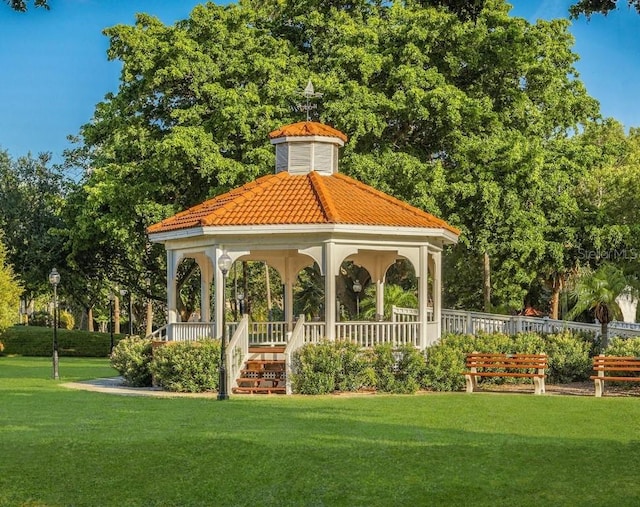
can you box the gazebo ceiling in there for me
[147,170,460,236]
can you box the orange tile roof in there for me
[147,172,460,235]
[268,121,348,143]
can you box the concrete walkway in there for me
[62,377,219,398]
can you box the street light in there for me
[353,279,362,318]
[218,250,233,401]
[48,268,60,380]
[107,291,115,353]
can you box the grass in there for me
[1,357,640,506]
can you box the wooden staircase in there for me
[232,346,287,394]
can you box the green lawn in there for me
[1,357,639,507]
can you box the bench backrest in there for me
[592,355,640,373]
[466,353,547,370]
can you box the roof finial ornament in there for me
[300,79,323,121]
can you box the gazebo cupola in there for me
[269,121,347,175]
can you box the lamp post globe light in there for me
[107,291,115,353]
[353,279,362,318]
[218,250,233,401]
[48,268,60,380]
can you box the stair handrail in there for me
[227,314,250,391]
[146,324,169,341]
[284,314,306,395]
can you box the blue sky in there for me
[1,0,639,166]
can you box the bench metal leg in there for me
[465,374,476,393]
[594,379,603,397]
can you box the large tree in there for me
[0,238,22,334]
[570,0,640,18]
[65,0,599,314]
[0,151,68,305]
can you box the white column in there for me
[199,257,213,323]
[324,241,336,340]
[418,245,430,349]
[433,250,442,342]
[375,279,385,321]
[166,249,181,324]
[212,246,226,339]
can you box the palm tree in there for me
[567,263,632,349]
[360,284,418,321]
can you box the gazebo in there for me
[147,121,459,392]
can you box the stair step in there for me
[233,386,286,395]
[249,346,286,354]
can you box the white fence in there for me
[391,306,640,339]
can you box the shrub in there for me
[110,337,153,387]
[58,310,75,330]
[606,337,640,357]
[291,341,340,394]
[334,341,375,392]
[371,344,424,394]
[422,335,470,391]
[150,340,220,393]
[543,332,591,383]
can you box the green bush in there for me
[110,337,153,387]
[543,332,591,383]
[291,341,340,394]
[422,334,469,391]
[371,344,424,394]
[59,310,75,330]
[606,337,640,357]
[291,341,376,394]
[150,340,220,393]
[1,325,123,357]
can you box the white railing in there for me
[227,315,250,390]
[249,321,288,345]
[303,321,327,343]
[335,321,420,347]
[391,306,640,339]
[147,325,168,341]
[285,315,307,395]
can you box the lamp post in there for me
[218,251,233,401]
[48,268,60,380]
[107,292,115,353]
[353,279,362,318]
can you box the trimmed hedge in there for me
[1,325,124,357]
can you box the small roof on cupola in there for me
[268,121,348,143]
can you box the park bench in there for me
[591,355,640,397]
[462,352,547,395]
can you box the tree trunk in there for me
[483,251,491,313]
[549,278,563,320]
[601,321,609,350]
[114,296,121,334]
[87,306,94,332]
[146,299,153,337]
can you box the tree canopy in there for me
[6,0,48,12]
[569,0,640,18]
[63,0,603,314]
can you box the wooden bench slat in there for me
[591,355,640,397]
